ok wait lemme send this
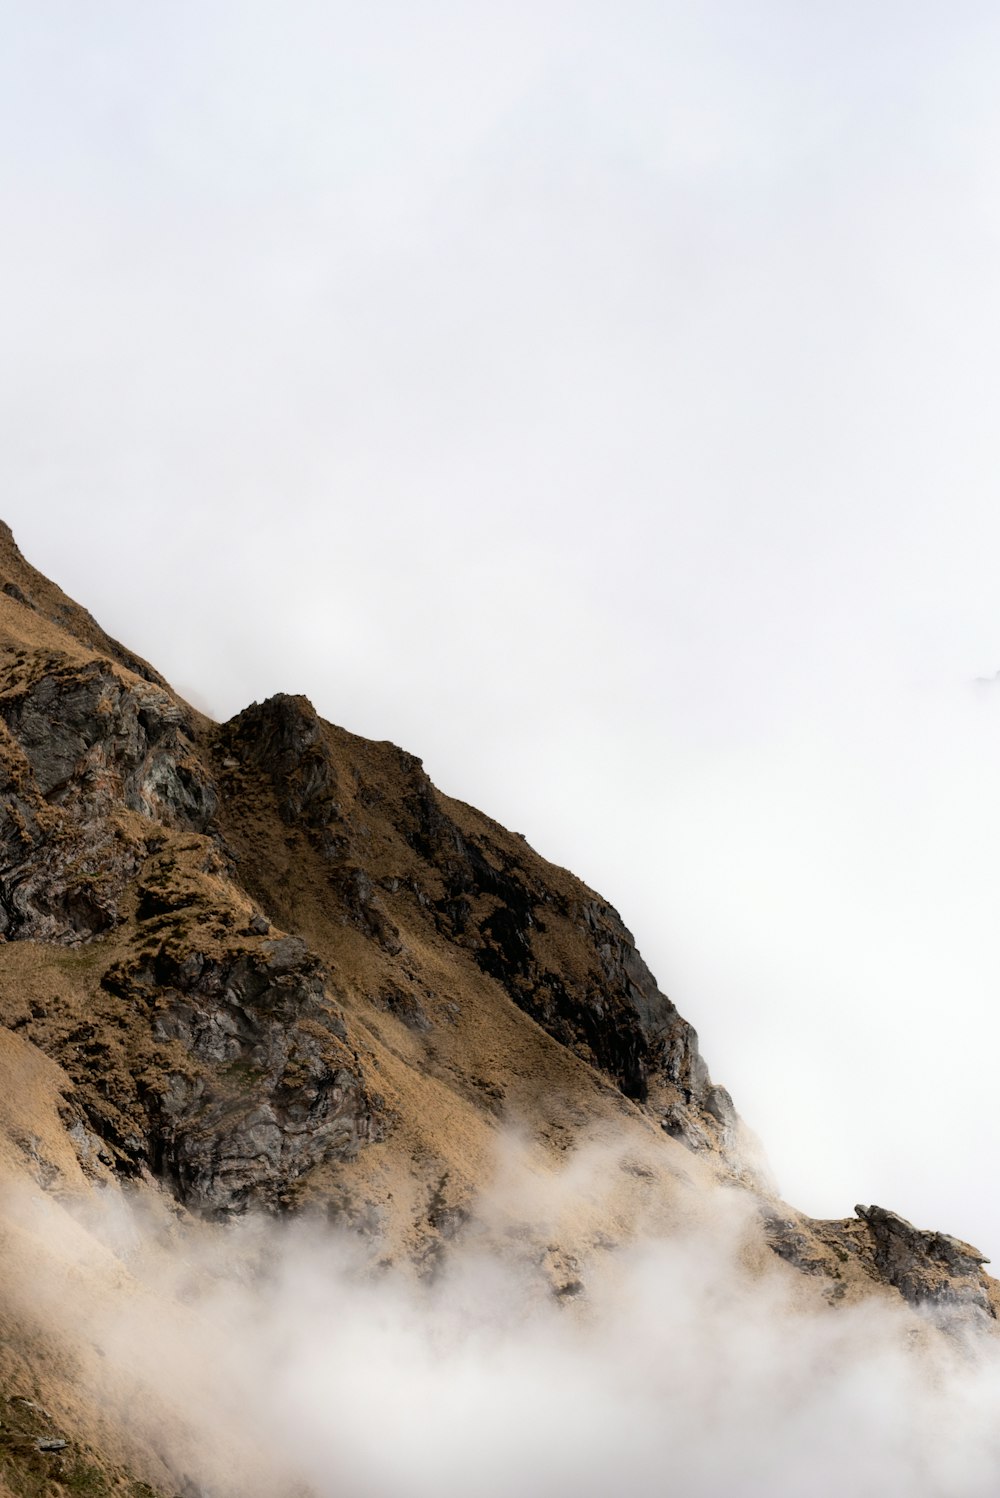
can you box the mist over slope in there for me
[0,522,997,1497]
[9,1140,1000,1498]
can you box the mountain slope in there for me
[0,523,994,1495]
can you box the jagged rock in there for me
[762,1209,841,1283]
[854,1204,994,1319]
[100,925,378,1215]
[760,1204,999,1321]
[0,658,216,941]
[221,693,342,830]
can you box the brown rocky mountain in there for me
[0,521,994,1497]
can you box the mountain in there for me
[0,521,994,1497]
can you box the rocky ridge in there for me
[0,521,996,1493]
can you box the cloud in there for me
[7,1136,1000,1498]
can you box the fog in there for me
[4,1,1000,1254]
[10,1139,1000,1498]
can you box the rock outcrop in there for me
[0,656,214,943]
[854,1203,994,1319]
[102,928,377,1214]
[763,1202,998,1323]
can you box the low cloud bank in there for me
[9,1144,1000,1498]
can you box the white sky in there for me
[4,1,1000,1253]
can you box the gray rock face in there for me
[762,1210,836,1280]
[0,656,375,1217]
[0,660,216,942]
[2,661,213,821]
[855,1204,994,1320]
[102,935,377,1215]
[761,1203,999,1321]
